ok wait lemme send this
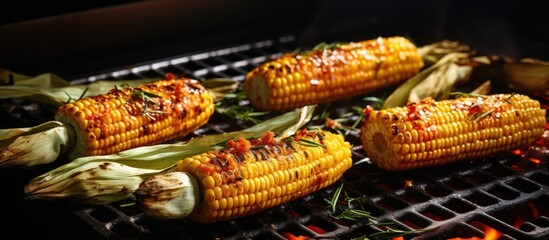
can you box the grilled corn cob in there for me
[244,36,424,111]
[135,129,353,223]
[0,78,215,167]
[360,94,546,170]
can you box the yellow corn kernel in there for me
[360,94,546,170]
[244,36,424,111]
[176,129,353,223]
[55,78,215,160]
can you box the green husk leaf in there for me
[382,52,470,109]
[201,78,239,102]
[0,69,158,106]
[417,39,471,66]
[408,62,473,103]
[24,105,316,204]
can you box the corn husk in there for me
[0,121,70,168]
[24,105,315,204]
[0,69,158,106]
[0,73,239,169]
[382,52,471,109]
[418,39,471,66]
[503,58,549,96]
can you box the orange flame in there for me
[484,226,502,240]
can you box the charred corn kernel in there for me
[244,36,424,111]
[360,94,546,171]
[136,129,353,223]
[55,78,215,160]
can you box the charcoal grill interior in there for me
[1,1,548,240]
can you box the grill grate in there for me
[15,35,549,240]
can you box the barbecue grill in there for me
[1,1,548,239]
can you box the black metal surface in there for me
[37,36,548,240]
[1,34,548,240]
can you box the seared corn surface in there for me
[360,94,546,170]
[55,78,215,160]
[244,36,424,111]
[175,130,353,223]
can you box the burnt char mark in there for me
[257,148,267,160]
[273,145,283,156]
[251,149,259,161]
[317,132,324,141]
[285,141,297,153]
[235,166,244,181]
[99,162,111,170]
[234,152,245,163]
[213,157,225,170]
[185,79,206,94]
[69,171,83,178]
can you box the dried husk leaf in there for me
[24,105,315,204]
[503,59,549,96]
[0,69,158,106]
[382,52,470,108]
[0,121,70,168]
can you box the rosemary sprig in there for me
[64,86,89,103]
[369,226,426,240]
[131,88,166,120]
[215,91,269,124]
[505,92,516,103]
[468,109,494,122]
[449,92,486,99]
[325,183,426,239]
[325,183,344,213]
[295,138,326,148]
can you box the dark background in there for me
[0,0,547,81]
[0,1,547,239]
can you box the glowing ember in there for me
[404,180,414,188]
[483,226,502,240]
[528,158,542,164]
[306,224,326,234]
[512,149,523,155]
[447,224,502,240]
[514,202,541,229]
[281,232,309,240]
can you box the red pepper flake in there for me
[468,104,483,116]
[235,138,251,153]
[363,106,374,119]
[227,139,237,149]
[281,232,309,240]
[165,72,175,80]
[294,129,308,142]
[325,118,341,129]
[406,102,419,121]
[306,224,326,234]
[261,131,276,146]
[197,163,214,174]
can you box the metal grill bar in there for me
[64,36,549,240]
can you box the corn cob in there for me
[244,36,424,111]
[0,77,215,167]
[360,94,546,171]
[135,129,353,222]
